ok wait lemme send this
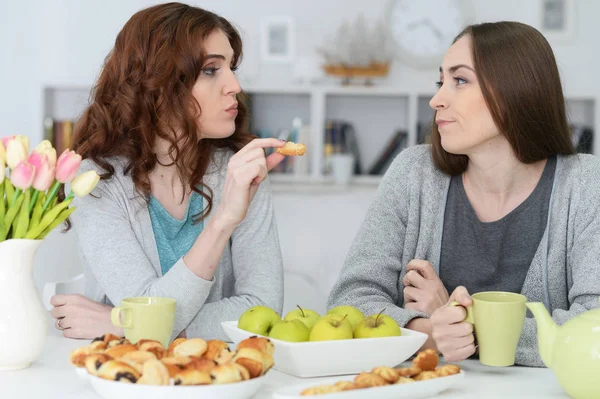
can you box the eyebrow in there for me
[439,64,475,73]
[204,54,226,61]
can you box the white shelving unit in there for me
[42,84,600,190]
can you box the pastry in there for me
[300,385,336,395]
[276,142,306,156]
[69,346,91,367]
[413,348,438,371]
[233,363,251,381]
[97,360,140,383]
[105,343,138,359]
[210,363,244,384]
[167,337,187,356]
[237,336,275,357]
[137,359,170,386]
[371,366,400,383]
[171,338,208,358]
[172,367,211,385]
[137,339,166,359]
[84,353,113,376]
[118,350,157,374]
[232,347,273,378]
[203,340,234,364]
[188,356,217,373]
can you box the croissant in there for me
[237,336,275,357]
[96,360,140,383]
[203,340,233,364]
[233,363,251,381]
[84,353,113,376]
[167,337,187,356]
[172,367,211,385]
[172,338,208,358]
[232,347,270,378]
[137,339,166,359]
[137,359,170,386]
[69,346,91,367]
[118,350,157,374]
[187,356,217,373]
[210,363,245,384]
[105,344,138,359]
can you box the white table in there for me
[2,335,569,399]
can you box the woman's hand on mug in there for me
[403,259,449,315]
[430,286,476,362]
[215,138,285,230]
[50,294,123,339]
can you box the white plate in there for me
[221,321,428,378]
[272,371,465,399]
[82,371,265,399]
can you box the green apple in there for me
[269,319,310,342]
[284,305,321,330]
[327,305,365,331]
[309,314,353,341]
[353,310,402,338]
[237,305,281,336]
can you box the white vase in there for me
[0,239,48,370]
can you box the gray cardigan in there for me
[70,150,283,341]
[328,145,600,367]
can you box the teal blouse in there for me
[148,191,204,275]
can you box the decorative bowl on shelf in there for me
[221,320,428,378]
[322,62,390,85]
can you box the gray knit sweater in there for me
[70,149,283,341]
[328,145,600,367]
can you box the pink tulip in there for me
[32,157,55,191]
[28,152,46,170]
[2,135,16,149]
[10,161,35,190]
[55,149,82,183]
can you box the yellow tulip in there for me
[6,138,28,169]
[0,157,5,183]
[33,140,57,167]
[70,170,100,197]
[16,135,29,154]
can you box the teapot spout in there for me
[526,302,557,368]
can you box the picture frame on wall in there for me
[538,0,575,42]
[260,16,295,63]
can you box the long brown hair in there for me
[70,2,253,221]
[431,21,575,175]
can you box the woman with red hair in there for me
[49,2,286,340]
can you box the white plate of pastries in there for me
[69,333,274,399]
[222,321,428,378]
[273,349,464,398]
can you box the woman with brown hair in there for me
[328,21,600,367]
[48,3,287,340]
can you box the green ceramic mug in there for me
[111,296,176,347]
[452,291,527,367]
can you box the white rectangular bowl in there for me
[221,321,428,378]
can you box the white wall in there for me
[3,0,599,313]
[2,0,599,143]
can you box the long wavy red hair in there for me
[69,2,253,221]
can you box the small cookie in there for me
[276,142,306,156]
[354,372,388,388]
[371,366,400,383]
[436,364,461,377]
[396,376,416,384]
[300,385,336,395]
[395,365,422,377]
[413,348,439,371]
[414,370,439,381]
[333,380,358,391]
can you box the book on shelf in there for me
[323,120,363,175]
[44,118,75,154]
[367,129,408,175]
